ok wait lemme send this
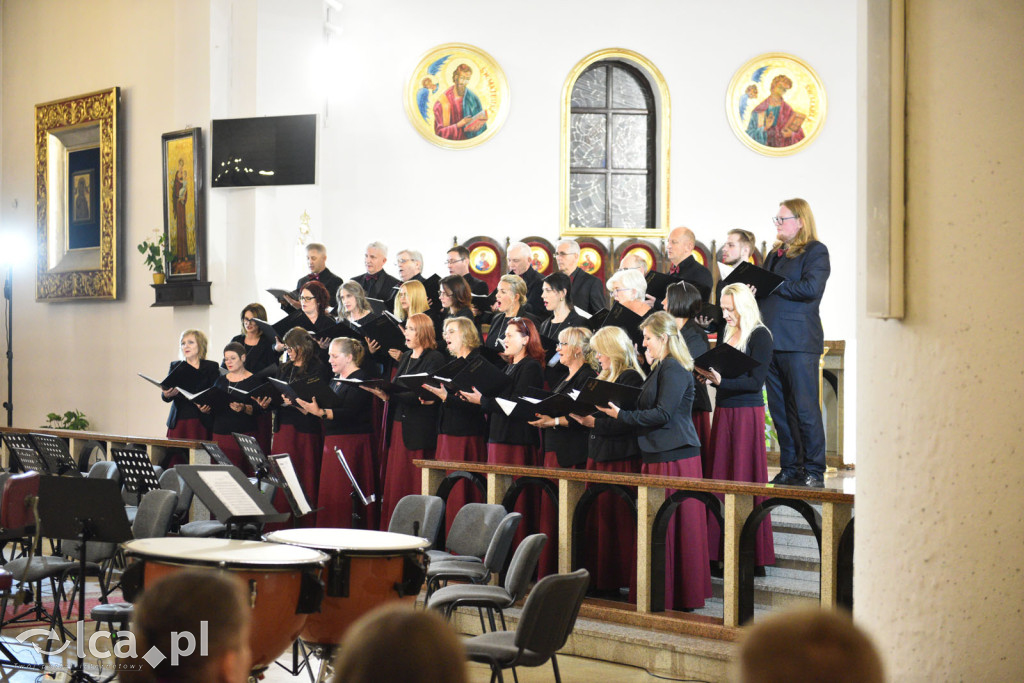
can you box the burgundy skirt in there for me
[167,416,210,441]
[318,433,379,531]
[642,457,712,611]
[693,410,713,478]
[706,405,775,566]
[212,431,252,473]
[380,422,434,530]
[583,457,640,595]
[436,434,487,533]
[271,424,324,528]
[487,442,540,548]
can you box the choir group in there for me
[155,198,829,612]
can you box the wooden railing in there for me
[417,459,854,640]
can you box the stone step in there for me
[710,574,820,608]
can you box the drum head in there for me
[264,528,430,555]
[123,537,328,568]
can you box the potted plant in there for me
[138,232,167,284]
[42,409,90,431]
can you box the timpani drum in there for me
[263,528,429,647]
[122,537,328,672]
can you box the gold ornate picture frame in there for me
[726,53,826,157]
[404,43,509,150]
[35,87,122,301]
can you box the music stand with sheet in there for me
[1,433,45,474]
[176,465,289,537]
[30,433,81,476]
[266,454,317,524]
[7,445,47,475]
[37,476,133,683]
[111,448,161,497]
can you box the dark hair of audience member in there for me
[331,603,467,683]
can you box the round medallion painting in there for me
[469,245,498,275]
[727,53,827,157]
[405,43,509,150]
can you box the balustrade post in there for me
[636,485,666,614]
[723,492,754,627]
[421,466,446,497]
[488,473,512,508]
[559,479,585,574]
[820,501,853,607]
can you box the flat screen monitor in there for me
[211,114,317,187]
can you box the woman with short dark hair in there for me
[665,280,713,476]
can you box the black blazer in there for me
[587,369,643,463]
[481,357,544,446]
[324,367,374,436]
[390,349,445,450]
[211,374,262,435]
[438,351,489,438]
[518,268,547,319]
[295,268,344,309]
[671,255,713,302]
[464,274,490,297]
[484,310,541,352]
[760,241,830,353]
[680,320,712,413]
[539,310,588,388]
[541,365,596,468]
[715,326,773,408]
[617,358,700,463]
[351,270,401,303]
[568,268,607,315]
[163,359,221,430]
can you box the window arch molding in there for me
[559,48,671,238]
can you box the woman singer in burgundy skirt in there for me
[297,337,379,530]
[230,303,278,455]
[162,329,219,443]
[596,312,712,611]
[461,317,545,546]
[365,313,444,530]
[272,328,331,527]
[699,284,775,571]
[204,342,263,471]
[529,326,597,577]
[570,326,645,597]
[422,316,489,533]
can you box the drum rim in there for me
[122,538,329,567]
[263,528,431,555]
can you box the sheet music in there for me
[270,455,312,516]
[197,471,264,517]
[568,389,581,400]
[520,396,542,404]
[574,306,592,319]
[496,397,517,416]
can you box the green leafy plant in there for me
[43,410,90,431]
[137,233,167,274]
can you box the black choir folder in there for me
[138,360,201,390]
[577,377,641,411]
[720,262,785,298]
[269,375,340,408]
[313,319,365,343]
[443,354,511,397]
[693,343,760,379]
[644,270,678,302]
[360,313,407,351]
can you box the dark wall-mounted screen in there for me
[211,114,317,187]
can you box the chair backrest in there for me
[158,468,194,519]
[88,460,121,484]
[132,489,178,539]
[503,534,547,601]
[388,495,444,546]
[446,503,506,558]
[514,569,590,657]
[1,471,39,529]
[482,513,522,574]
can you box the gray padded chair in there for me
[427,503,506,564]
[463,568,590,683]
[425,512,521,599]
[158,468,194,532]
[429,533,547,632]
[388,494,444,548]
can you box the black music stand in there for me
[111,449,161,507]
[1,433,42,474]
[30,433,81,476]
[266,454,317,525]
[37,477,132,683]
[7,445,47,475]
[176,465,289,538]
[233,433,276,487]
[333,446,376,530]
[201,441,234,466]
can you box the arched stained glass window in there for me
[561,50,670,237]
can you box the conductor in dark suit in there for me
[351,240,401,302]
[759,199,830,488]
[555,239,606,314]
[666,227,713,301]
[283,242,344,312]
